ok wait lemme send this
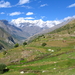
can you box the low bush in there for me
[14,43,19,48]
[23,42,27,46]
[0,63,6,74]
[3,51,7,55]
[42,43,47,47]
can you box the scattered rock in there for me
[48,49,51,51]
[42,70,46,73]
[20,71,24,74]
[51,50,54,52]
[53,68,56,70]
[54,62,57,63]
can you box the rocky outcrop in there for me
[0,44,4,50]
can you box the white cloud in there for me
[21,5,32,9]
[40,4,48,7]
[0,12,5,14]
[68,3,75,8]
[26,12,34,15]
[41,16,46,19]
[0,0,11,8]
[18,0,29,5]
[9,12,24,16]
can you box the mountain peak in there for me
[10,18,61,28]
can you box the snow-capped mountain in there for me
[10,16,75,29]
[10,18,61,28]
[0,16,75,41]
[9,18,62,39]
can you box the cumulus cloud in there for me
[68,3,75,8]
[0,12,5,14]
[26,12,34,15]
[0,0,11,8]
[40,4,48,7]
[9,12,24,16]
[18,0,29,5]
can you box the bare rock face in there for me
[0,44,4,50]
[0,27,15,44]
[0,27,15,50]
[7,36,15,44]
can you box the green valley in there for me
[0,20,75,75]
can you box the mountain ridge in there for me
[27,18,75,42]
[0,18,74,41]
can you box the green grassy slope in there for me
[50,19,75,34]
[0,20,75,75]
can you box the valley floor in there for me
[0,33,75,75]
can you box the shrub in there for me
[42,43,47,46]
[3,51,7,55]
[14,43,19,47]
[0,63,6,74]
[23,42,27,46]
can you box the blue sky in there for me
[0,0,75,21]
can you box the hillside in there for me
[0,20,75,75]
[0,20,28,40]
[50,19,75,34]
[0,27,15,51]
[27,18,73,43]
[0,20,49,40]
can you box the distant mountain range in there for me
[10,19,61,28]
[0,17,75,42]
[0,19,54,40]
[27,18,75,42]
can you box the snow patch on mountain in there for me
[10,18,61,28]
[10,16,75,28]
